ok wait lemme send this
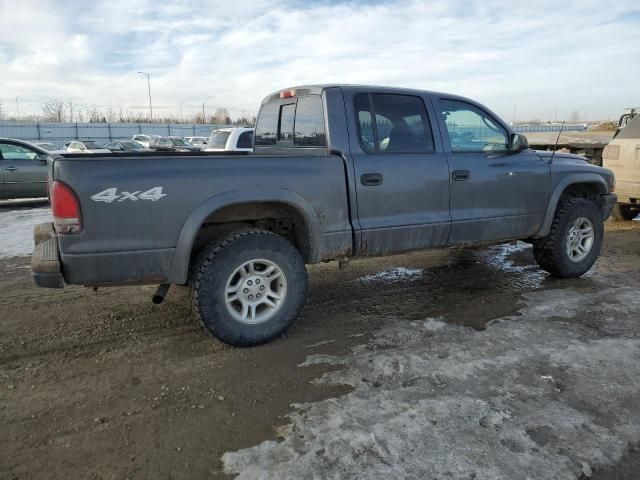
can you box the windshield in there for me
[36,143,58,151]
[82,141,103,149]
[208,131,231,149]
[170,138,188,146]
[121,141,141,149]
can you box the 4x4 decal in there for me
[90,187,167,203]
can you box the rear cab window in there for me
[255,94,326,148]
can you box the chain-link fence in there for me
[0,121,232,146]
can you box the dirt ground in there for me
[1,219,639,479]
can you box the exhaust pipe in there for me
[152,283,171,304]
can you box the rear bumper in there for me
[602,193,617,220]
[31,222,64,289]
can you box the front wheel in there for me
[611,204,639,221]
[533,198,604,278]
[191,229,308,347]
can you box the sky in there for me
[0,0,639,122]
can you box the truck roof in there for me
[261,84,469,105]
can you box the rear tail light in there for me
[51,181,82,234]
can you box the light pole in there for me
[202,96,213,124]
[138,71,153,121]
[15,97,20,119]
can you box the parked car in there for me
[31,84,616,348]
[149,136,201,152]
[205,127,254,152]
[185,136,208,149]
[104,141,150,153]
[32,142,67,155]
[149,137,180,152]
[66,140,111,154]
[603,113,640,220]
[167,136,201,152]
[131,134,160,148]
[0,138,52,199]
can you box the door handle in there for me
[452,170,470,181]
[4,166,17,171]
[360,173,383,186]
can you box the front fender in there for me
[535,173,609,237]
[167,188,322,284]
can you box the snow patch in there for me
[223,287,640,479]
[357,267,423,283]
[304,340,336,349]
[0,207,52,258]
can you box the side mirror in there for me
[509,133,528,152]
[37,154,49,163]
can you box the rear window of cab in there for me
[254,95,326,147]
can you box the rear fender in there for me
[168,189,321,284]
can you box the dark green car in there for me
[0,138,51,200]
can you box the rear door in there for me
[0,141,48,198]
[434,97,550,244]
[346,91,451,254]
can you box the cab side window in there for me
[0,142,39,160]
[354,93,435,154]
[237,131,254,149]
[439,99,508,152]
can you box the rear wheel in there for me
[611,204,639,221]
[191,229,308,347]
[533,197,603,278]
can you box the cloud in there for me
[0,0,638,120]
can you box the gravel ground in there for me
[0,213,639,479]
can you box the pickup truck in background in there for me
[31,85,617,347]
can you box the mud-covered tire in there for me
[191,229,308,347]
[533,197,603,278]
[611,204,639,221]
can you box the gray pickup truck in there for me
[31,85,616,346]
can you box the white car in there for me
[205,127,254,152]
[185,136,208,149]
[66,140,111,154]
[131,134,160,149]
[31,142,67,154]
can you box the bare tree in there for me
[41,99,67,122]
[105,107,116,122]
[212,107,230,124]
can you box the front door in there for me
[0,142,49,198]
[348,92,451,255]
[434,97,550,244]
